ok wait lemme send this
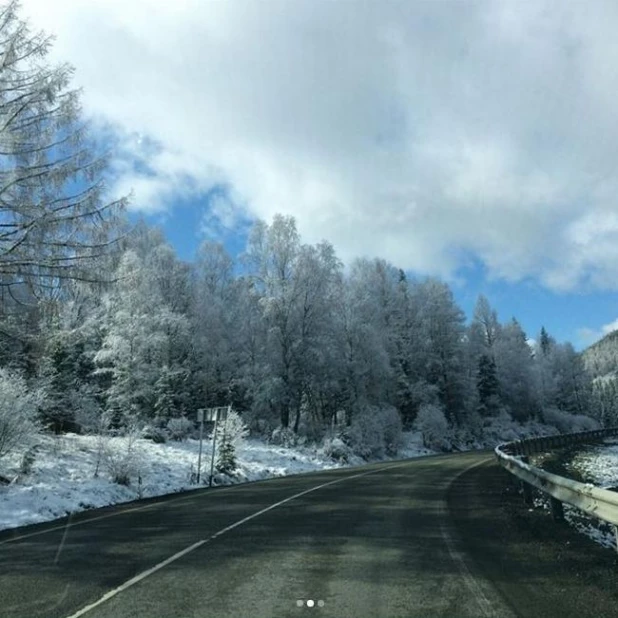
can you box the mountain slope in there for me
[582,330,618,380]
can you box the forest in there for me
[0,1,611,467]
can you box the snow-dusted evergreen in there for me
[583,331,618,426]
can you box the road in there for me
[1,451,617,618]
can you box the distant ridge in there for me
[583,329,618,381]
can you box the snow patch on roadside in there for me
[563,504,616,550]
[0,431,431,532]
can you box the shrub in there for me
[379,406,404,456]
[141,425,167,444]
[20,445,40,475]
[0,369,40,461]
[322,436,351,463]
[104,430,142,486]
[270,426,298,447]
[542,407,600,434]
[414,403,450,451]
[344,409,384,459]
[166,416,194,441]
[343,405,403,460]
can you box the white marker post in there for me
[196,408,205,484]
[207,408,220,487]
[207,406,230,487]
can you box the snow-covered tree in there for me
[94,247,190,425]
[415,403,450,450]
[0,1,126,296]
[245,215,345,431]
[494,319,538,421]
[0,368,40,460]
[469,295,501,358]
[417,278,467,425]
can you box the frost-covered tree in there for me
[469,295,501,358]
[245,215,344,431]
[190,240,239,411]
[494,319,538,421]
[0,1,126,296]
[417,278,467,425]
[590,377,618,426]
[244,215,300,429]
[0,367,40,459]
[415,403,450,450]
[336,259,394,423]
[290,241,343,432]
[94,247,190,425]
[551,343,590,415]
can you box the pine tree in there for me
[540,327,553,356]
[215,439,237,474]
[477,354,500,416]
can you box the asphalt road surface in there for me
[1,451,618,618]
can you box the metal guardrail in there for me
[495,428,618,547]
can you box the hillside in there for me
[582,330,618,380]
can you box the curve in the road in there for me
[2,450,617,618]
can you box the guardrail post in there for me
[549,497,564,522]
[522,481,533,506]
[519,456,534,505]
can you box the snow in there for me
[0,431,431,532]
[533,439,618,550]
[563,504,616,550]
[570,440,618,489]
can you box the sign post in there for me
[205,406,231,487]
[207,408,219,487]
[196,409,205,484]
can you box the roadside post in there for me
[206,406,230,487]
[207,408,218,487]
[196,408,205,484]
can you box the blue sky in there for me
[23,0,618,352]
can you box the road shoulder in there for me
[448,459,618,618]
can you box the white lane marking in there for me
[65,539,208,618]
[63,462,411,618]
[440,457,516,618]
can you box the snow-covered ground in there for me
[0,431,432,532]
[570,439,618,489]
[536,439,618,550]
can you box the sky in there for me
[19,0,618,350]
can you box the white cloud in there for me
[577,318,618,347]
[19,0,618,289]
[602,319,618,336]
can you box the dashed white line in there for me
[64,462,411,618]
